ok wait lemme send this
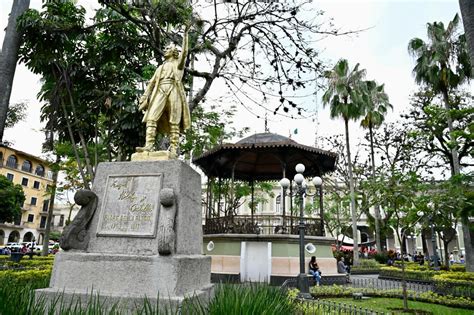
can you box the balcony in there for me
[203,215,323,236]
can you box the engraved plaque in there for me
[97,174,161,237]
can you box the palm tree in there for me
[0,0,30,142]
[360,80,392,253]
[408,14,473,271]
[322,59,366,265]
[459,0,474,73]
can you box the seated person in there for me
[337,257,351,283]
[308,256,321,286]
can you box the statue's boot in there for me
[136,123,157,152]
[169,123,179,158]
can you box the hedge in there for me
[0,269,51,289]
[379,266,439,282]
[433,273,474,299]
[307,285,474,310]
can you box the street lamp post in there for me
[279,178,290,234]
[313,176,324,236]
[280,163,321,299]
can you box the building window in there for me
[0,152,3,165]
[21,177,29,186]
[40,216,47,229]
[35,165,45,176]
[59,215,65,227]
[30,197,37,206]
[275,195,281,214]
[6,173,14,181]
[27,214,34,222]
[33,181,40,189]
[21,160,32,173]
[6,155,17,169]
[42,200,49,212]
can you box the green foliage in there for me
[205,284,293,315]
[322,59,367,122]
[49,231,62,242]
[408,14,471,95]
[0,278,295,314]
[380,266,439,282]
[374,251,390,264]
[0,269,51,288]
[351,259,382,272]
[308,284,474,309]
[181,104,248,160]
[323,297,474,315]
[0,175,26,222]
[451,264,467,272]
[405,90,473,176]
[5,101,28,129]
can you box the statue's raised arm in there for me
[178,25,190,71]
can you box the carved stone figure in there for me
[59,190,98,250]
[136,25,191,158]
[157,188,176,255]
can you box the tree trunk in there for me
[0,0,30,142]
[369,123,382,252]
[459,0,474,74]
[443,239,450,268]
[344,118,359,265]
[42,155,59,256]
[442,90,474,272]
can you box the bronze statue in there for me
[136,25,191,158]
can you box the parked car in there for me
[5,242,22,252]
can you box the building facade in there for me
[0,144,54,245]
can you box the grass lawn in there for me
[324,297,473,315]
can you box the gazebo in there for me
[193,132,337,237]
[193,132,343,285]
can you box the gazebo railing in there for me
[203,215,323,236]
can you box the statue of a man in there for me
[136,25,191,157]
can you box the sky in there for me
[0,0,467,161]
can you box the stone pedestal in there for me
[37,161,212,311]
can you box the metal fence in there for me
[300,299,381,315]
[203,215,323,236]
[347,278,432,294]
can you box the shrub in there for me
[204,284,294,315]
[0,269,51,288]
[433,272,474,298]
[450,264,466,272]
[379,266,439,282]
[308,284,474,309]
[374,251,389,264]
[351,259,382,274]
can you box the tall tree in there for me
[320,135,369,253]
[360,80,392,253]
[0,175,25,223]
[408,14,473,271]
[322,59,366,265]
[0,0,30,142]
[459,0,474,73]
